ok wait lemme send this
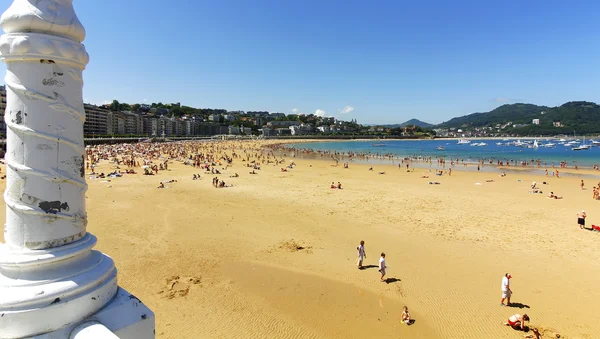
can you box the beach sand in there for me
[1,140,599,338]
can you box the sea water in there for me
[286,139,600,168]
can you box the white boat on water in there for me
[543,143,556,148]
[591,140,600,146]
[496,142,503,146]
[572,145,588,151]
[572,136,590,151]
[532,140,539,148]
[436,146,444,151]
[514,140,526,147]
[477,142,487,146]
[457,139,471,144]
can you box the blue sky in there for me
[2,0,600,124]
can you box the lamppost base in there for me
[25,288,155,339]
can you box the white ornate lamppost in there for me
[0,1,154,338]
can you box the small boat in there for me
[543,143,556,148]
[591,140,600,146]
[514,140,526,147]
[436,146,445,151]
[477,142,487,146]
[457,139,471,144]
[496,142,503,146]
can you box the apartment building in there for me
[84,104,110,135]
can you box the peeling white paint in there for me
[0,1,154,338]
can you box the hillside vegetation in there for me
[438,101,600,134]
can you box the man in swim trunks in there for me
[504,314,529,331]
[577,210,586,229]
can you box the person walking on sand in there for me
[357,240,366,269]
[379,252,387,282]
[500,273,512,306]
[581,179,585,190]
[577,210,587,229]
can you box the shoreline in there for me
[273,139,600,173]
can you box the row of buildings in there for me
[84,104,233,136]
[0,87,357,137]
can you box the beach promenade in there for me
[1,139,597,338]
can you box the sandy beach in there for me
[1,140,599,339]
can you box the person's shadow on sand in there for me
[406,319,416,326]
[508,302,530,309]
[384,277,401,284]
[359,265,378,270]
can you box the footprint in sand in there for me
[157,275,201,299]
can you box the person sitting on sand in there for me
[548,192,562,199]
[428,181,441,185]
[157,182,164,189]
[337,182,342,189]
[330,182,336,189]
[401,306,411,325]
[379,171,386,175]
[421,175,429,178]
[504,314,530,331]
[230,173,239,178]
[531,181,537,189]
[249,170,257,174]
[281,168,288,172]
[193,174,198,180]
[369,166,373,171]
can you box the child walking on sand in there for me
[357,241,366,269]
[379,253,387,282]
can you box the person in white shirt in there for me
[356,240,366,269]
[379,252,387,282]
[500,273,512,306]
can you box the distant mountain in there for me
[400,118,434,128]
[437,101,600,134]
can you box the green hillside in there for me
[438,103,550,128]
[438,101,600,134]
